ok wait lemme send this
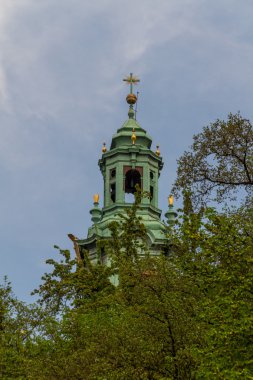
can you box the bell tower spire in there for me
[77,74,168,260]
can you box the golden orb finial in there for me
[126,93,137,105]
[102,142,107,153]
[93,194,99,203]
[131,128,137,145]
[168,194,174,207]
[156,145,160,156]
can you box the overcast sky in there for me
[1,0,253,302]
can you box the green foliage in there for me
[173,113,253,207]
[1,188,253,379]
[170,204,253,378]
[0,278,30,379]
[32,247,115,314]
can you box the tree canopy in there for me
[1,194,253,379]
[173,113,253,207]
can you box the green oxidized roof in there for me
[110,106,152,149]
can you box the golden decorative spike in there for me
[156,145,160,156]
[93,194,99,203]
[131,128,137,145]
[102,142,107,153]
[168,194,174,206]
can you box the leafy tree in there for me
[1,191,253,379]
[173,113,253,207]
[198,209,253,379]
[0,278,30,379]
[32,247,115,315]
[96,192,201,379]
[25,192,202,379]
[170,204,253,379]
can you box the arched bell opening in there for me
[149,170,155,206]
[109,168,116,204]
[110,183,116,203]
[125,169,141,194]
[123,166,143,203]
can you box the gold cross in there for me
[123,73,140,94]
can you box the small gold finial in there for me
[169,194,174,207]
[93,194,99,203]
[131,128,137,145]
[156,145,160,156]
[102,142,107,153]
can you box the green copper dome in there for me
[110,109,152,150]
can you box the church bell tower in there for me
[74,74,176,261]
